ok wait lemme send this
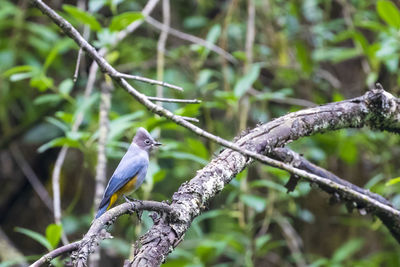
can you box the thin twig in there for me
[238,0,256,228]
[117,73,182,91]
[156,0,170,106]
[89,82,112,267]
[31,241,81,267]
[248,88,317,107]
[9,143,53,212]
[145,16,237,64]
[146,96,201,103]
[276,216,307,267]
[51,146,69,245]
[73,47,83,83]
[73,0,90,83]
[176,116,199,122]
[93,82,112,214]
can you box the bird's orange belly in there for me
[118,176,138,194]
[107,176,138,210]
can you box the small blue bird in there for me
[95,127,161,219]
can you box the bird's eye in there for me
[144,139,151,145]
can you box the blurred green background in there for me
[1,0,400,266]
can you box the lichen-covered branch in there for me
[128,88,400,266]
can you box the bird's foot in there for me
[123,194,138,202]
[123,195,143,222]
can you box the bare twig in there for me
[146,96,201,104]
[31,241,81,267]
[9,143,53,212]
[156,0,170,106]
[248,88,317,107]
[176,116,199,122]
[89,82,112,267]
[245,0,255,69]
[93,82,112,215]
[51,146,69,244]
[73,47,83,83]
[276,216,306,267]
[145,16,237,64]
[238,0,256,228]
[117,73,182,91]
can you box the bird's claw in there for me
[123,195,143,222]
[123,194,137,202]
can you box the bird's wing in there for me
[99,152,148,208]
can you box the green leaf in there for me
[385,177,400,186]
[377,0,400,29]
[338,138,358,164]
[66,131,90,141]
[38,137,81,153]
[109,12,144,32]
[240,194,267,212]
[295,41,312,75]
[44,39,74,71]
[59,79,74,95]
[63,5,102,31]
[313,48,361,63]
[45,117,69,132]
[15,227,52,251]
[233,64,261,98]
[45,224,63,249]
[34,94,62,105]
[232,51,247,61]
[250,180,287,193]
[186,138,208,159]
[183,16,208,29]
[159,151,208,165]
[255,234,272,252]
[73,93,99,123]
[30,74,54,91]
[206,24,221,44]
[3,65,34,77]
[10,72,34,82]
[332,239,363,262]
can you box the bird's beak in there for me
[154,141,162,146]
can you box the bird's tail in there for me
[95,199,110,219]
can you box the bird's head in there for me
[133,127,162,152]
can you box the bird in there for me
[95,127,161,219]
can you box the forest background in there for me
[2,0,400,266]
